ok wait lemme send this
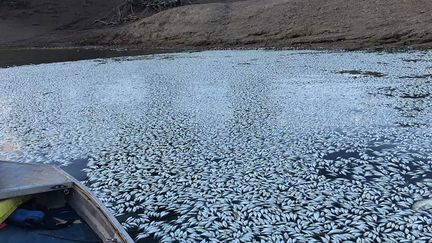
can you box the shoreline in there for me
[1,44,431,68]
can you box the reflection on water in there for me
[0,47,172,68]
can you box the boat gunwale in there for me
[0,161,134,243]
[0,160,74,200]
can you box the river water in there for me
[0,47,172,68]
[0,50,431,242]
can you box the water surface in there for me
[0,47,171,68]
[0,50,431,242]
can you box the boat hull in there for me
[0,161,134,243]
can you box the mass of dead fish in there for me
[0,50,432,242]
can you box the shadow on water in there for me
[0,48,172,68]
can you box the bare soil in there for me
[1,0,432,50]
[0,0,121,45]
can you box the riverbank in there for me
[1,0,432,51]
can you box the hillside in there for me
[0,0,121,45]
[1,0,432,50]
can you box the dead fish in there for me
[412,198,432,211]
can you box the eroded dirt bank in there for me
[1,0,432,50]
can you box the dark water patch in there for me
[371,86,396,97]
[151,208,180,222]
[62,158,89,181]
[400,92,430,99]
[396,121,425,128]
[158,56,176,60]
[402,165,432,184]
[0,47,172,68]
[124,209,179,243]
[42,91,54,96]
[402,58,425,63]
[94,59,109,66]
[365,175,382,182]
[405,171,432,184]
[399,74,432,79]
[136,234,161,243]
[372,86,431,100]
[209,157,224,162]
[337,70,386,78]
[122,221,162,243]
[115,213,132,224]
[376,62,389,66]
[394,106,424,112]
[312,231,327,241]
